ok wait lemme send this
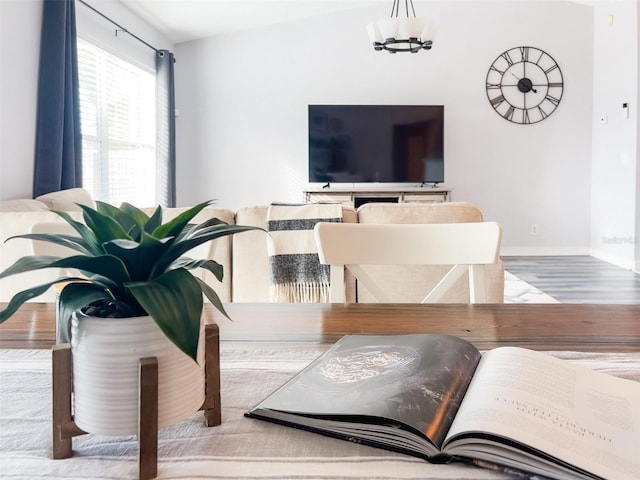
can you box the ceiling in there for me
[119,0,382,44]
[119,0,595,45]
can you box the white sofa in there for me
[0,189,504,304]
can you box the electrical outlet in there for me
[531,224,538,236]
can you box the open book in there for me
[246,334,640,480]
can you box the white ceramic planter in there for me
[71,313,205,436]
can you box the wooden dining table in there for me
[2,302,640,480]
[2,302,640,351]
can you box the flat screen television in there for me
[308,105,444,184]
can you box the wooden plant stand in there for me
[52,323,222,480]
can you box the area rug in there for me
[2,346,637,480]
[504,271,558,303]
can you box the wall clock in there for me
[486,46,564,124]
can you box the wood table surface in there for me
[2,302,639,351]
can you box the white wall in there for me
[0,0,174,200]
[0,0,41,200]
[637,1,640,272]
[175,1,595,253]
[590,1,638,270]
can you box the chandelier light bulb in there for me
[367,0,434,53]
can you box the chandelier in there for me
[366,0,433,53]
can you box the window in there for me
[77,38,156,206]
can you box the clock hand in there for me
[523,63,539,94]
[510,74,538,94]
[510,72,538,93]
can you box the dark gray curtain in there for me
[156,50,176,207]
[33,0,82,198]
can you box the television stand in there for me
[304,186,451,208]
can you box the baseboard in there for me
[589,248,637,272]
[500,246,590,257]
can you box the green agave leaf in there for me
[103,234,171,281]
[165,224,262,262]
[0,255,69,279]
[151,200,213,240]
[96,201,125,219]
[127,268,203,362]
[197,259,224,282]
[176,217,227,242]
[111,202,153,241]
[144,206,163,235]
[196,277,230,320]
[80,204,131,244]
[7,232,92,256]
[0,280,71,322]
[52,210,103,255]
[190,223,263,241]
[0,254,130,286]
[117,202,149,223]
[172,258,224,282]
[192,217,228,229]
[56,255,131,284]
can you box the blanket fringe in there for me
[270,282,330,303]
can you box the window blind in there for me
[77,38,156,207]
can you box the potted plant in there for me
[0,200,261,434]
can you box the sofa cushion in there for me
[35,188,95,211]
[356,202,484,224]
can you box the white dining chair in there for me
[314,222,503,303]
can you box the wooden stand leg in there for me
[138,357,158,480]
[202,323,221,426]
[52,344,86,459]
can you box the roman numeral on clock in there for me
[538,106,549,119]
[501,51,514,66]
[503,105,515,121]
[545,94,561,106]
[491,95,505,107]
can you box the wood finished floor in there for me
[502,255,640,304]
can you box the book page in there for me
[444,347,640,480]
[254,334,481,448]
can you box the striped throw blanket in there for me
[267,203,342,302]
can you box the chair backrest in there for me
[314,222,502,303]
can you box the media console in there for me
[304,186,451,208]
